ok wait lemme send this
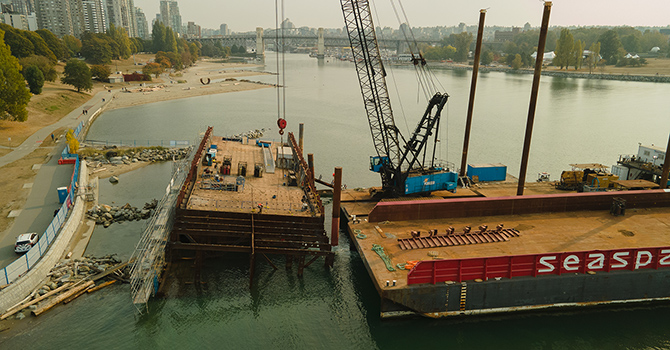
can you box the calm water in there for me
[3,54,670,349]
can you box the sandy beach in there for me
[104,59,275,111]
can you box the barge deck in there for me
[341,187,670,318]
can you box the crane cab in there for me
[370,156,391,173]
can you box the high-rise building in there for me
[35,0,74,37]
[219,23,228,36]
[1,12,30,30]
[186,21,199,38]
[81,0,107,34]
[10,0,27,15]
[69,0,85,37]
[119,0,135,36]
[105,0,135,36]
[159,0,180,34]
[105,0,121,29]
[134,6,147,40]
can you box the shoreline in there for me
[104,61,273,111]
[435,63,670,83]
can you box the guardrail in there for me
[1,156,80,286]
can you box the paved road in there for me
[0,89,114,168]
[0,89,115,268]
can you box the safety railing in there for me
[1,156,80,285]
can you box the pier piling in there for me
[299,123,304,153]
[517,1,552,196]
[331,167,342,247]
[661,134,670,189]
[460,9,486,177]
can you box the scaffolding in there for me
[128,143,196,314]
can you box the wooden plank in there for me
[1,282,73,320]
[32,281,94,316]
[374,226,387,238]
[87,280,116,293]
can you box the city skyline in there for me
[132,0,670,33]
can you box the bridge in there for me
[186,27,441,58]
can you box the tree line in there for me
[421,26,669,70]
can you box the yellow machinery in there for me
[556,170,584,190]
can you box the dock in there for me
[340,184,670,318]
[168,127,334,285]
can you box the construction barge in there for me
[340,187,670,318]
[166,126,333,285]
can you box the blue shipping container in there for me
[404,171,458,194]
[467,163,507,182]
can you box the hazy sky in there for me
[133,0,670,33]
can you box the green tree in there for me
[599,30,623,65]
[586,42,601,74]
[621,33,642,53]
[108,24,131,59]
[423,45,456,61]
[641,30,669,53]
[511,54,522,70]
[152,21,166,52]
[19,55,57,81]
[189,42,200,61]
[481,50,494,65]
[452,32,473,62]
[23,31,57,63]
[81,34,113,64]
[165,27,178,53]
[91,64,111,81]
[514,29,558,52]
[573,40,584,70]
[63,35,82,57]
[24,65,44,94]
[0,24,33,58]
[61,59,92,92]
[0,29,31,121]
[554,28,574,70]
[156,50,183,70]
[36,29,67,61]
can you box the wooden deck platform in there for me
[187,137,316,217]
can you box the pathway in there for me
[0,89,115,268]
[0,89,114,168]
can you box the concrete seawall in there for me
[444,65,670,83]
[0,161,88,313]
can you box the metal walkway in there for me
[128,144,196,313]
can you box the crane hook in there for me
[277,118,287,135]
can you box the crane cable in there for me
[370,0,411,137]
[275,0,287,136]
[390,0,433,98]
[390,0,446,96]
[389,0,449,170]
